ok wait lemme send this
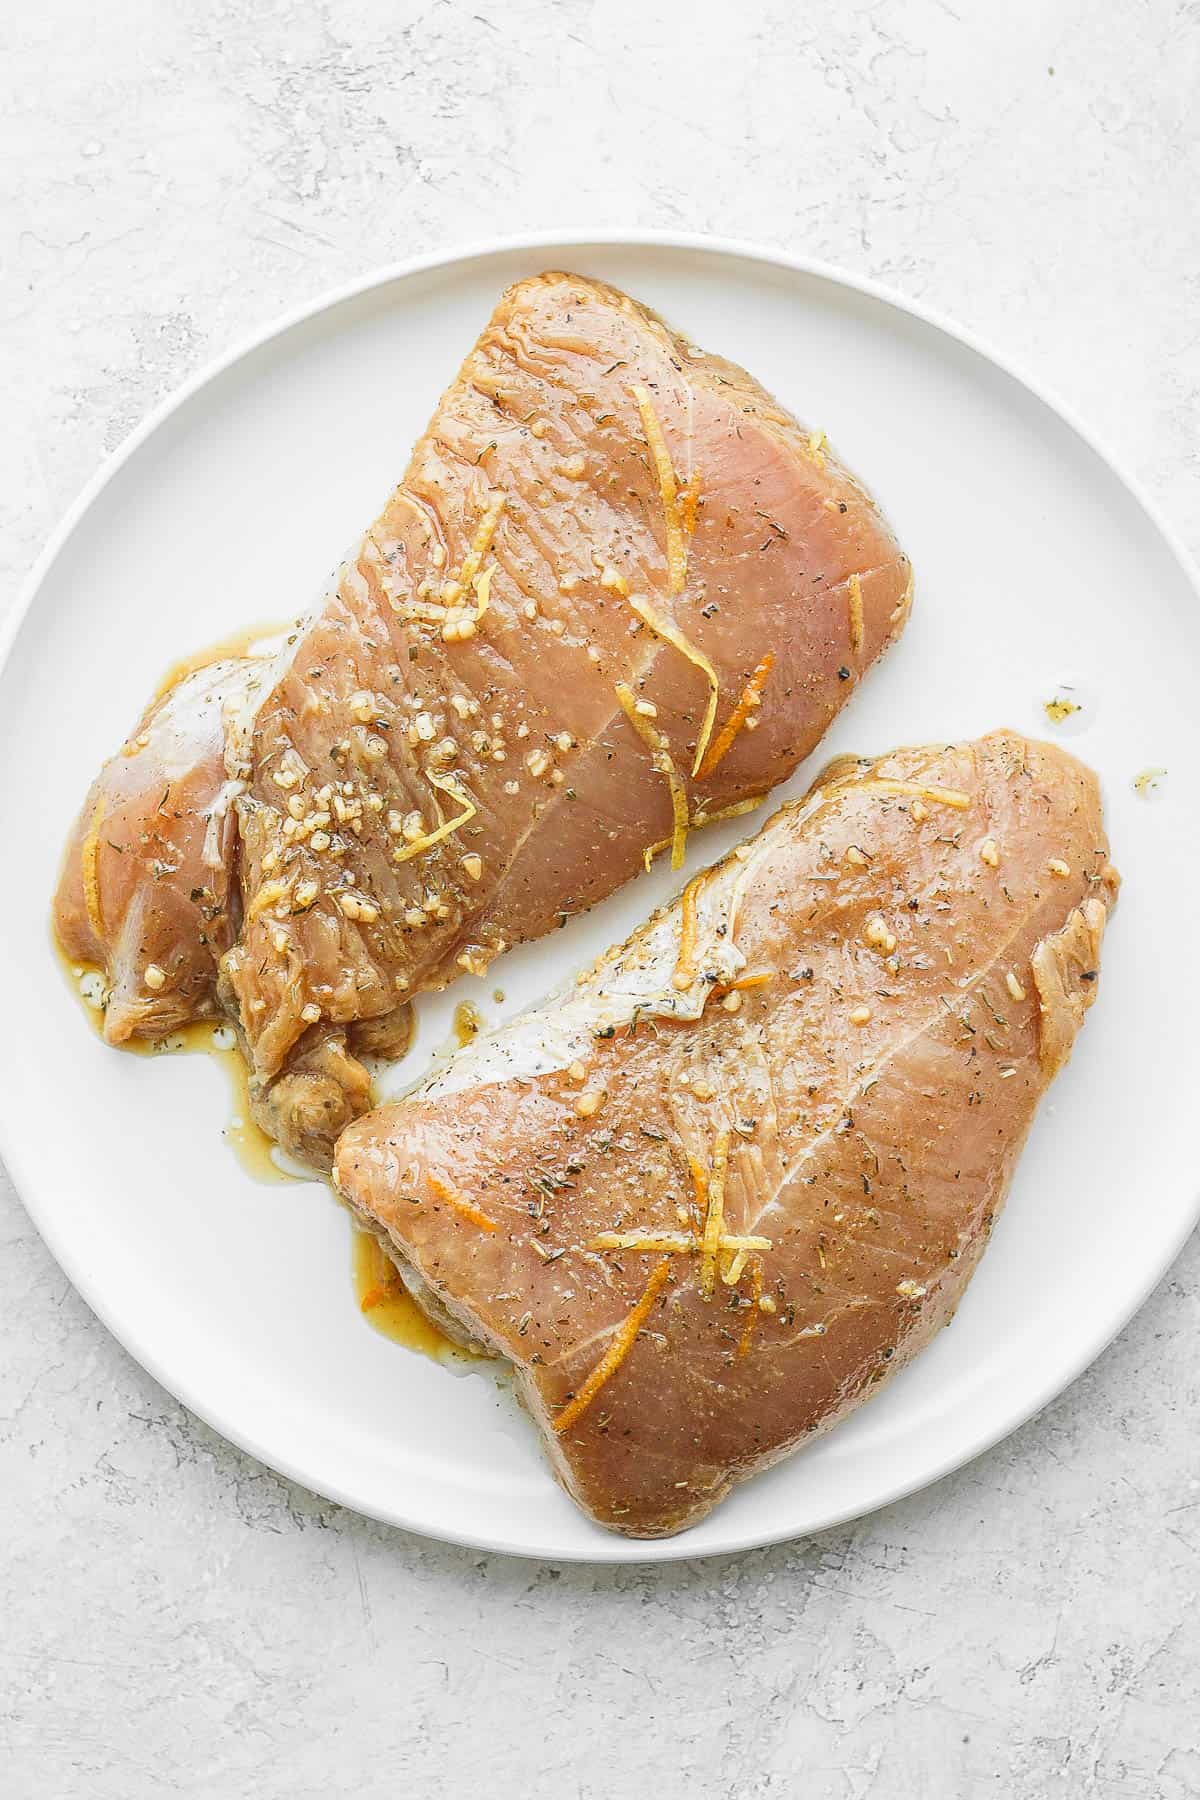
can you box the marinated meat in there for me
[56,272,911,1165]
[334,733,1118,1536]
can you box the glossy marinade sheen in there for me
[334,732,1118,1537]
[55,271,911,1166]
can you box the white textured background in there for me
[3,3,1199,1795]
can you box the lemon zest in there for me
[699,1130,731,1301]
[722,1248,749,1287]
[632,384,687,594]
[390,772,478,864]
[615,682,689,870]
[247,879,293,921]
[626,592,719,778]
[850,778,971,811]
[848,573,864,656]
[588,1230,772,1254]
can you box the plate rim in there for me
[4,227,1198,1564]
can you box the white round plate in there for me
[3,234,1197,1562]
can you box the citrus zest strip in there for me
[672,873,704,991]
[691,794,767,830]
[699,1130,731,1301]
[553,1256,672,1434]
[696,653,775,779]
[626,592,720,778]
[737,1263,764,1358]
[615,681,689,869]
[587,1230,772,1254]
[428,1174,499,1234]
[632,383,687,594]
[390,772,478,864]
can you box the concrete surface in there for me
[3,2,1199,1795]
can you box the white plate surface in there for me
[2,233,1197,1562]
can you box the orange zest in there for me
[709,970,774,1006]
[737,1263,763,1358]
[553,1256,672,1434]
[359,1281,399,1312]
[696,652,775,779]
[428,1173,499,1234]
[357,1235,402,1311]
[672,872,704,991]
